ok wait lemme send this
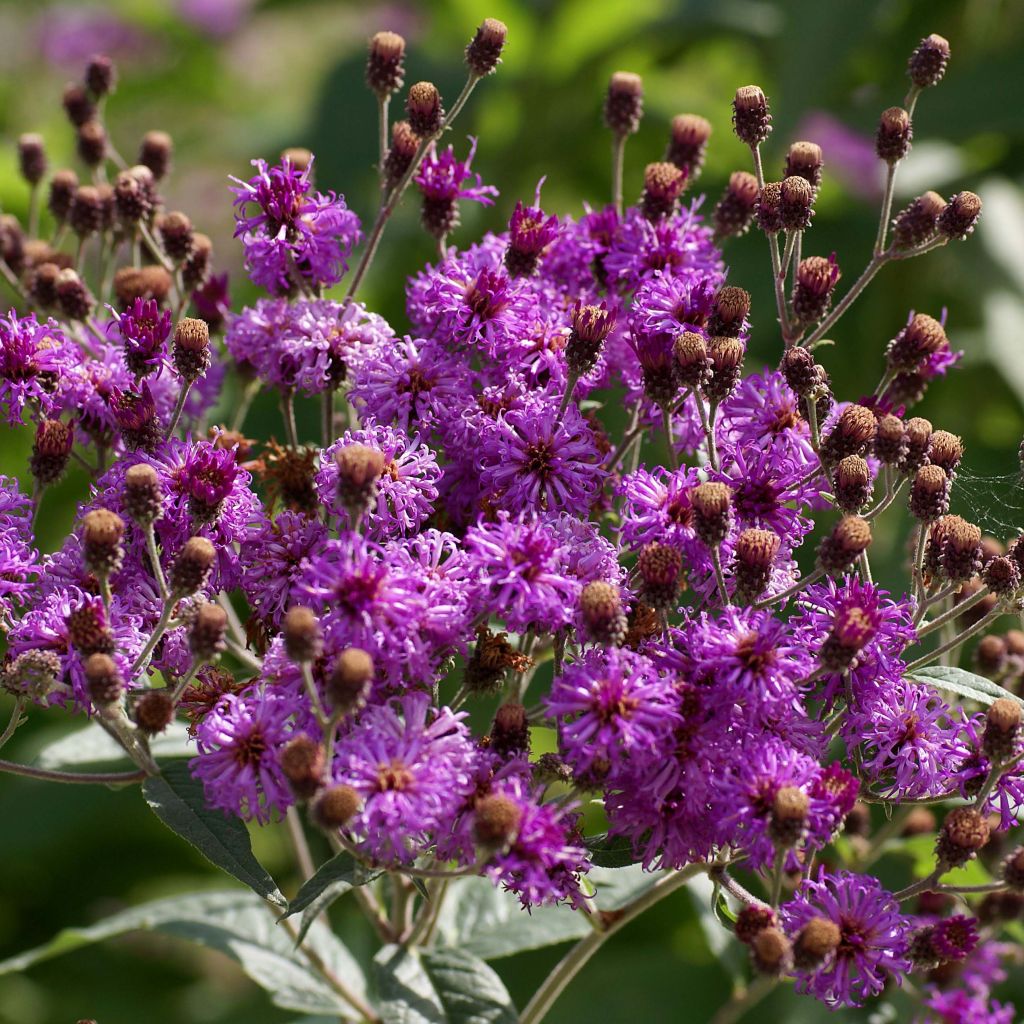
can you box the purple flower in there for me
[231,156,362,294]
[115,298,172,378]
[718,371,815,465]
[180,440,241,520]
[191,688,295,823]
[617,465,704,551]
[0,312,81,425]
[481,401,605,514]
[946,712,1024,829]
[0,475,38,627]
[316,425,441,539]
[547,647,679,774]
[416,137,498,207]
[330,693,477,865]
[782,869,911,1008]
[631,270,717,337]
[505,180,560,271]
[918,991,1014,1024]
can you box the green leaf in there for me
[142,760,285,906]
[433,865,663,960]
[283,850,382,945]
[0,890,367,1017]
[909,666,1023,708]
[585,833,640,868]
[374,944,517,1024]
[35,719,193,769]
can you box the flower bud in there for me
[66,600,113,656]
[159,211,194,263]
[779,175,814,231]
[85,54,117,98]
[466,18,507,78]
[335,444,386,519]
[792,255,840,323]
[173,317,211,383]
[936,807,990,868]
[941,516,982,582]
[579,581,627,646]
[383,120,418,190]
[750,927,791,976]
[892,191,946,250]
[769,786,808,847]
[113,167,154,226]
[28,261,61,308]
[784,141,824,190]
[927,430,963,475]
[474,793,522,847]
[604,72,644,137]
[326,647,373,714]
[641,161,687,221]
[565,301,615,377]
[713,171,759,238]
[406,82,443,137]
[62,83,95,127]
[779,347,818,397]
[312,784,362,830]
[833,456,873,513]
[490,701,530,759]
[705,336,745,402]
[189,602,228,662]
[900,416,933,473]
[876,107,912,163]
[978,890,1024,924]
[937,191,982,240]
[1001,847,1024,891]
[732,85,771,147]
[30,418,74,485]
[691,482,732,547]
[976,634,1008,677]
[908,34,950,90]
[123,463,164,524]
[183,232,213,291]
[365,31,406,97]
[82,509,125,578]
[820,602,878,671]
[734,904,777,944]
[114,265,173,306]
[139,130,173,181]
[731,528,780,604]
[84,652,122,707]
[637,542,682,611]
[983,555,1021,597]
[983,698,1021,763]
[283,606,322,664]
[820,404,877,465]
[133,690,175,735]
[17,134,47,187]
[280,735,324,800]
[55,268,95,321]
[673,331,711,390]
[818,516,872,573]
[666,114,711,179]
[76,120,108,168]
[887,313,947,373]
[755,181,783,234]
[170,536,217,596]
[793,917,841,971]
[909,465,950,522]
[3,650,63,700]
[709,286,751,338]
[48,169,79,224]
[68,185,105,238]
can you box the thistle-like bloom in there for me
[481,402,605,513]
[416,137,498,240]
[191,689,295,823]
[505,180,560,274]
[180,440,241,521]
[115,298,172,377]
[782,869,911,1008]
[547,647,679,774]
[631,269,717,337]
[0,312,81,424]
[331,693,477,865]
[0,476,38,627]
[230,155,362,294]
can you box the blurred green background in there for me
[2,0,1024,1021]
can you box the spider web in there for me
[948,464,1024,540]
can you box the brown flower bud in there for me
[406,81,443,137]
[692,482,732,546]
[579,581,627,646]
[755,181,783,234]
[983,555,1021,597]
[48,169,79,223]
[85,55,117,98]
[474,793,522,846]
[279,735,325,799]
[1001,847,1024,891]
[784,141,824,190]
[604,72,644,137]
[834,456,873,513]
[55,268,95,321]
[173,317,211,383]
[183,232,213,291]
[779,347,819,397]
[283,607,322,664]
[490,701,530,759]
[673,331,711,390]
[66,600,113,656]
[908,34,950,90]
[326,647,373,715]
[641,161,687,221]
[637,542,683,610]
[902,807,937,837]
[123,463,164,525]
[312,784,361,830]
[366,31,406,97]
[170,536,216,595]
[17,133,47,186]
[909,465,950,522]
[713,171,759,238]
[927,430,963,474]
[133,690,175,735]
[335,444,386,518]
[30,418,74,485]
[936,807,990,868]
[76,120,107,168]
[114,265,173,306]
[84,653,123,706]
[818,516,872,573]
[779,175,814,231]
[709,286,751,338]
[938,191,982,240]
[734,904,777,944]
[793,917,841,971]
[68,185,105,237]
[159,211,194,263]
[139,130,173,181]
[666,114,711,179]
[732,85,771,147]
[705,336,745,402]
[769,785,809,847]
[941,516,982,582]
[383,120,418,191]
[983,698,1022,762]
[976,634,1009,677]
[62,83,95,127]
[189,602,228,661]
[876,107,912,163]
[465,18,507,78]
[82,509,125,578]
[751,927,791,976]
[901,417,933,473]
[892,191,947,250]
[887,313,947,373]
[792,255,840,323]
[820,404,877,465]
[732,528,781,604]
[113,168,153,226]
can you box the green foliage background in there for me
[1,0,1024,1021]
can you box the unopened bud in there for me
[983,555,1021,597]
[84,653,123,707]
[732,528,780,604]
[887,313,947,373]
[755,181,783,235]
[62,83,95,127]
[159,211,194,263]
[326,647,373,714]
[876,107,912,164]
[936,807,990,868]
[833,456,873,513]
[335,444,386,519]
[691,482,732,547]
[17,134,47,187]
[908,34,951,90]
[490,701,530,758]
[139,130,173,181]
[566,301,616,377]
[792,255,839,323]
[170,536,216,595]
[732,85,771,147]
[705,336,745,402]
[901,417,933,473]
[312,784,361,830]
[76,121,107,168]
[48,169,79,224]
[784,141,824,190]
[636,542,682,610]
[666,114,711,179]
[474,793,521,846]
[820,404,877,465]
[406,82,443,137]
[383,121,418,190]
[30,418,74,485]
[604,72,644,137]
[779,175,814,231]
[641,161,687,221]
[82,509,125,578]
[818,516,872,573]
[673,331,711,390]
[55,267,94,321]
[579,581,627,646]
[892,191,946,250]
[909,464,950,522]
[734,904,777,944]
[123,463,164,524]
[465,18,507,78]
[713,171,759,238]
[937,191,981,240]
[85,54,117,98]
[173,317,211,383]
[983,698,1022,762]
[709,286,751,338]
[279,735,324,799]
[750,927,791,976]
[133,690,174,735]
[366,31,406,97]
[189,602,228,661]
[283,606,322,663]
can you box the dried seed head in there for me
[732,528,780,604]
[366,31,406,97]
[909,33,951,90]
[901,416,933,473]
[17,133,47,186]
[983,555,1021,597]
[892,191,947,250]
[751,927,791,976]
[637,542,683,610]
[335,444,386,518]
[279,735,324,800]
[713,171,759,238]
[941,516,982,582]
[123,463,164,524]
[983,698,1022,762]
[784,141,824,190]
[734,904,777,944]
[62,82,95,127]
[909,464,950,522]
[834,456,873,513]
[170,536,217,596]
[641,161,687,221]
[85,54,117,98]
[820,403,877,465]
[474,794,522,847]
[133,690,175,735]
[55,267,95,321]
[68,185,105,238]
[139,130,173,181]
[48,169,79,223]
[173,317,211,383]
[384,120,419,190]
[604,72,644,137]
[792,254,840,323]
[873,414,907,466]
[793,917,841,971]
[312,784,362,830]
[976,634,1009,677]
[159,211,194,263]
[876,106,912,163]
[490,701,530,759]
[283,606,323,664]
[189,602,228,661]
[82,509,125,577]
[936,807,990,868]
[4,649,63,700]
[732,85,771,147]
[818,516,872,573]
[466,18,508,77]
[579,581,628,646]
[406,81,443,137]
[30,418,74,485]
[755,181,784,235]
[779,175,814,231]
[326,647,374,715]
[76,120,108,168]
[709,286,751,338]
[666,114,711,179]
[927,430,963,475]
[691,482,732,547]
[705,336,745,402]
[83,652,122,706]
[938,191,982,240]
[114,265,173,306]
[887,313,947,373]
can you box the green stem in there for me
[164,383,193,440]
[131,595,179,678]
[0,759,146,785]
[144,523,169,601]
[875,162,898,257]
[611,132,627,218]
[801,254,887,348]
[0,697,27,752]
